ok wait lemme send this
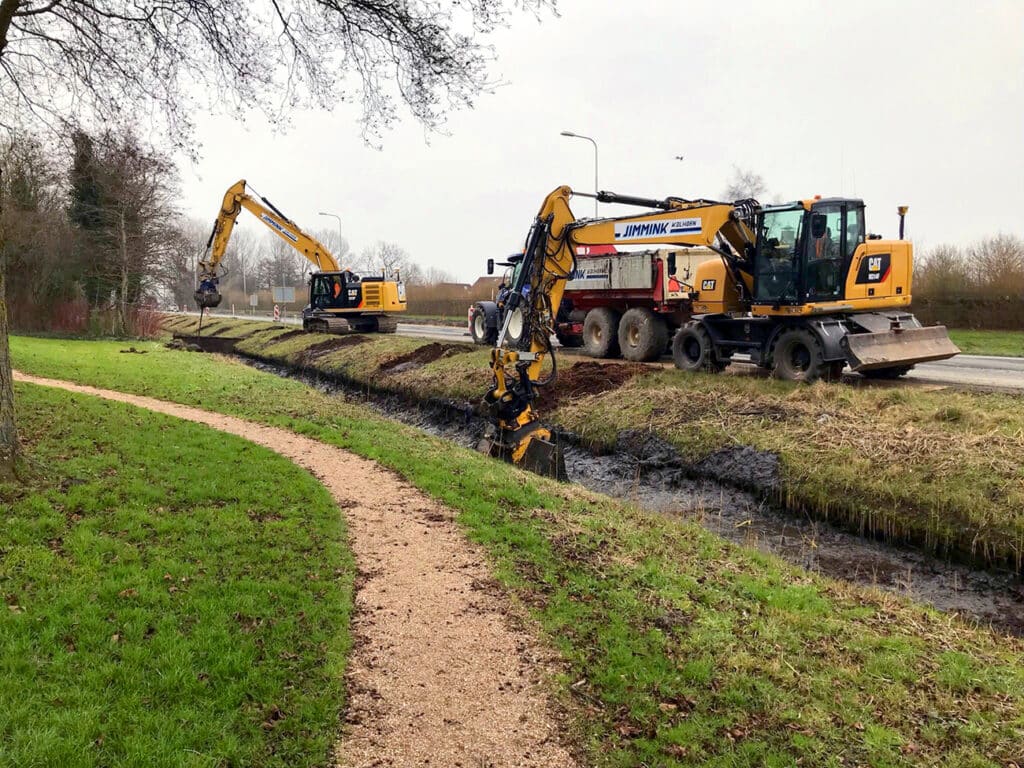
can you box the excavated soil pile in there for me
[296,335,369,366]
[262,328,307,345]
[379,342,472,374]
[536,361,646,410]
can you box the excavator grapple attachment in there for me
[842,324,960,371]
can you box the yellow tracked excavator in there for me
[196,180,406,334]
[481,186,958,478]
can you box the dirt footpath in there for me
[13,371,576,768]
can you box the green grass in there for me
[948,329,1024,357]
[162,316,1024,571]
[10,335,1024,767]
[1,383,353,768]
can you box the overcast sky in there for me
[179,0,1023,282]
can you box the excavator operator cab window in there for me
[803,203,845,302]
[754,206,804,303]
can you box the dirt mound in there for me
[297,336,369,366]
[379,342,471,374]
[535,360,646,410]
[263,329,307,344]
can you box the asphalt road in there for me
[182,311,1024,392]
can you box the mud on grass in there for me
[2,382,353,768]
[10,335,1024,768]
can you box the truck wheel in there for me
[861,365,914,379]
[672,322,725,373]
[583,308,621,358]
[504,306,528,349]
[469,305,497,345]
[618,307,668,362]
[771,328,829,383]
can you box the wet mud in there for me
[225,350,1024,636]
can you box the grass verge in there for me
[1,382,353,768]
[10,335,1024,767]
[161,316,1024,571]
[947,329,1024,357]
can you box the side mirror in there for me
[486,258,495,275]
[811,214,827,239]
[667,253,677,276]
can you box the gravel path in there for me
[14,371,576,768]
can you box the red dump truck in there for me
[469,246,718,361]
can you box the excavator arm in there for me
[195,179,340,308]
[479,185,757,479]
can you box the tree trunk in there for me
[0,163,17,476]
[0,243,17,477]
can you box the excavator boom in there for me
[196,179,339,308]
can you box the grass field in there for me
[1,382,353,768]
[10,335,1024,767]
[948,329,1024,357]
[161,316,1024,571]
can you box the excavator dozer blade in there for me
[843,325,960,372]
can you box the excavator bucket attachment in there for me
[843,324,960,371]
[477,423,568,481]
[194,289,222,309]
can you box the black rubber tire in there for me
[582,307,621,358]
[672,322,725,373]
[771,328,829,383]
[618,307,669,362]
[860,365,915,379]
[469,305,497,346]
[555,332,583,348]
[504,306,529,349]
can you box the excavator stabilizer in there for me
[842,324,960,371]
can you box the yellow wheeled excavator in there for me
[196,180,406,333]
[480,185,958,478]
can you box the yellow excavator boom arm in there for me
[199,179,340,282]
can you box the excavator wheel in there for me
[770,328,832,383]
[672,322,726,373]
[375,316,399,334]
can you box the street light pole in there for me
[560,131,599,217]
[318,212,343,266]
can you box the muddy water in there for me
[246,358,1024,636]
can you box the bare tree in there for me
[355,240,423,283]
[0,0,553,473]
[722,166,769,202]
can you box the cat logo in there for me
[868,257,882,271]
[701,279,717,291]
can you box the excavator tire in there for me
[583,307,621,358]
[770,327,833,383]
[672,322,726,373]
[618,307,669,362]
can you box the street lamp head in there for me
[560,131,576,137]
